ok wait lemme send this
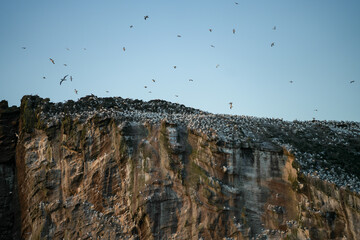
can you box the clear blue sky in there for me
[1,0,359,121]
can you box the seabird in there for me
[189,79,193,82]
[177,35,181,37]
[70,76,73,81]
[152,79,156,82]
[123,47,126,51]
[49,58,55,64]
[233,28,235,34]
[314,109,318,112]
[271,42,275,47]
[350,80,355,83]
[175,95,179,97]
[63,64,67,66]
[22,47,26,49]
[106,90,109,93]
[149,91,152,93]
[144,15,149,20]
[209,29,212,32]
[130,25,133,28]
[216,64,220,68]
[83,48,87,50]
[144,86,147,88]
[43,76,46,79]
[273,26,276,30]
[210,45,215,48]
[173,66,177,69]
[289,81,293,83]
[66,48,70,50]
[235,2,239,4]
[74,89,78,94]
[229,102,233,109]
[60,75,68,85]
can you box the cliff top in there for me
[17,95,360,193]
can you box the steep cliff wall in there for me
[0,100,20,240]
[2,95,360,239]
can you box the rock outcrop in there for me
[1,95,360,239]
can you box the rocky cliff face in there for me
[1,95,360,239]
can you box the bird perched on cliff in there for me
[74,89,78,94]
[271,42,275,47]
[49,58,55,64]
[144,15,149,20]
[60,75,68,85]
[350,80,355,83]
[229,102,233,109]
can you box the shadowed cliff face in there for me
[2,95,360,239]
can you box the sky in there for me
[0,0,359,121]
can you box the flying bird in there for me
[130,25,133,28]
[106,91,109,93]
[271,42,275,47]
[177,35,181,37]
[189,79,193,82]
[63,64,67,66]
[144,15,149,20]
[273,26,276,30]
[144,86,147,88]
[173,66,177,69]
[350,80,355,83]
[209,29,212,32]
[233,28,235,34]
[235,2,239,4]
[83,48,87,50]
[152,79,156,82]
[210,45,215,48]
[229,102,233,109]
[60,75,68,85]
[21,47,26,49]
[123,47,126,51]
[74,89,78,94]
[175,95,179,97]
[289,81,293,83]
[66,48,70,51]
[216,64,220,68]
[148,91,152,93]
[42,76,46,79]
[70,76,73,81]
[314,109,318,112]
[49,58,55,64]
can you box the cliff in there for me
[1,95,360,239]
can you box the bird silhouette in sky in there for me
[43,76,46,79]
[63,64,67,66]
[314,109,318,112]
[74,89,78,94]
[210,45,215,48]
[123,47,126,51]
[235,2,239,4]
[271,42,275,47]
[152,79,156,82]
[144,15,149,20]
[83,48,87,50]
[175,95,179,97]
[189,79,194,82]
[173,66,177,69]
[350,80,355,83]
[106,90,109,93]
[66,48,70,51]
[149,91,152,93]
[22,47,26,49]
[49,58,55,64]
[130,25,133,28]
[209,29,212,32]
[273,26,276,30]
[233,28,235,34]
[70,76,73,81]
[289,81,293,83]
[216,64,220,68]
[60,75,68,85]
[177,35,181,37]
[229,102,233,109]
[144,86,147,88]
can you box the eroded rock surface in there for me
[1,95,360,239]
